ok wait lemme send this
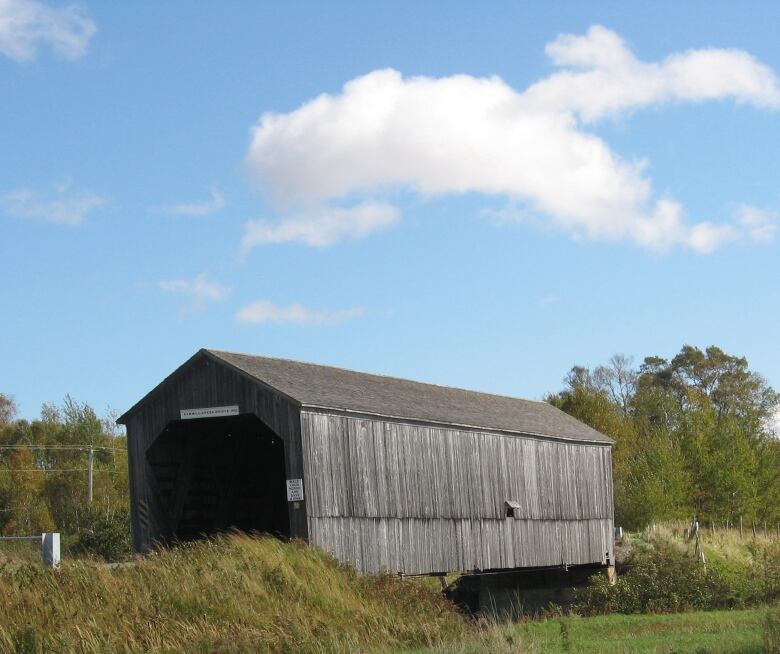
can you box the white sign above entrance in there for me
[286,478,304,502]
[180,405,239,420]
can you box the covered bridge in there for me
[118,349,614,575]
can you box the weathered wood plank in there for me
[301,410,614,574]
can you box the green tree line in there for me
[0,394,128,542]
[548,345,780,530]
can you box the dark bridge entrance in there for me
[146,413,289,542]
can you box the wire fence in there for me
[0,535,43,563]
[0,445,127,452]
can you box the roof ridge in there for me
[205,348,550,406]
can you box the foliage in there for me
[0,533,468,654]
[576,532,780,615]
[0,395,128,538]
[0,448,54,534]
[0,393,17,425]
[577,542,724,614]
[72,506,133,561]
[548,345,780,529]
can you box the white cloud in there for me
[686,221,739,254]
[236,300,364,326]
[1,182,105,225]
[528,25,780,122]
[241,201,399,252]
[0,0,96,62]
[160,188,225,217]
[244,26,780,252]
[736,205,778,244]
[158,272,230,311]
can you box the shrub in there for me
[577,542,724,614]
[72,507,132,561]
[578,538,780,615]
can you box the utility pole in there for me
[87,448,94,505]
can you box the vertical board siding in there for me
[307,517,613,575]
[301,411,614,575]
[301,412,613,521]
[125,354,307,551]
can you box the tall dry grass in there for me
[0,533,469,653]
[765,606,780,654]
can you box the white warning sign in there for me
[286,478,304,502]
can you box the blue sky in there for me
[1,1,779,420]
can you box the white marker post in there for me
[41,532,60,569]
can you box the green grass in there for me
[413,608,769,654]
[519,609,765,654]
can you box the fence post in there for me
[41,532,60,569]
[87,448,94,505]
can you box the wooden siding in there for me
[123,353,307,551]
[301,411,613,574]
[308,518,613,574]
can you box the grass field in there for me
[518,609,765,654]
[0,531,777,653]
[414,608,771,653]
[0,534,467,653]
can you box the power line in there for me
[0,445,126,453]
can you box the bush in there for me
[576,539,780,615]
[72,507,132,561]
[577,542,724,614]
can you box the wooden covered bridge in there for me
[118,349,614,575]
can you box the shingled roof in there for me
[202,349,611,445]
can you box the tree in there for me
[640,345,778,424]
[548,345,780,529]
[0,395,129,537]
[593,354,637,415]
[0,448,54,534]
[0,393,17,425]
